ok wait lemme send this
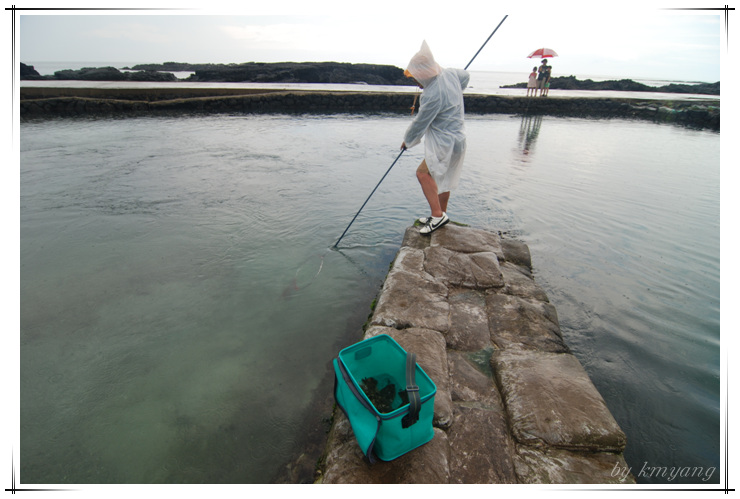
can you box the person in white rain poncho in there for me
[401,40,470,234]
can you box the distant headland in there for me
[20,62,178,82]
[21,62,719,96]
[501,75,719,96]
[20,61,414,86]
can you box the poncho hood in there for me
[404,40,443,87]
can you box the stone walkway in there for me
[317,224,635,484]
[20,87,719,131]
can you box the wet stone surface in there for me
[317,224,635,484]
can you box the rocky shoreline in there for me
[20,87,720,130]
[21,61,414,86]
[20,62,719,129]
[22,62,717,96]
[502,75,720,96]
[21,63,178,82]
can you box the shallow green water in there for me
[19,113,719,483]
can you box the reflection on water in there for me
[19,113,719,484]
[516,114,543,157]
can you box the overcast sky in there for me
[19,1,723,82]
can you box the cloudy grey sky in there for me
[18,0,723,83]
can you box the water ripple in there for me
[20,113,720,484]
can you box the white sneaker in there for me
[419,213,449,235]
[418,214,450,225]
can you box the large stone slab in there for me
[424,246,505,289]
[365,326,453,429]
[370,267,449,333]
[447,404,518,483]
[491,350,627,452]
[320,412,450,483]
[430,223,505,260]
[497,262,550,302]
[514,446,636,484]
[389,246,426,275]
[447,349,502,406]
[486,293,569,353]
[401,225,431,250]
[446,352,520,483]
[446,289,491,351]
[500,237,532,269]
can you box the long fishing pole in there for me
[464,15,508,70]
[332,15,508,249]
[333,148,405,248]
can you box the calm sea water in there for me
[21,61,720,101]
[19,112,719,484]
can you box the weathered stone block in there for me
[447,350,499,407]
[497,261,550,302]
[389,246,426,275]
[446,289,491,351]
[424,246,504,289]
[430,223,505,260]
[448,405,518,483]
[370,268,449,332]
[401,225,431,251]
[365,326,453,429]
[500,237,532,269]
[492,350,627,452]
[486,293,568,353]
[514,445,635,484]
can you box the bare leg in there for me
[416,160,444,218]
[439,191,450,213]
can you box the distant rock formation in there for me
[123,62,200,72]
[20,62,41,79]
[127,61,414,86]
[21,61,414,86]
[20,64,177,82]
[502,75,720,96]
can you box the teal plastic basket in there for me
[333,334,436,462]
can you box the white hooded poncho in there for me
[403,41,470,193]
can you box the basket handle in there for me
[402,353,421,428]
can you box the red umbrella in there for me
[527,48,558,58]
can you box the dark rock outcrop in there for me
[21,61,412,85]
[502,75,720,96]
[179,62,413,85]
[20,62,41,79]
[124,61,199,72]
[53,66,129,81]
[20,88,720,131]
[20,64,178,82]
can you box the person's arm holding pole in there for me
[333,15,508,248]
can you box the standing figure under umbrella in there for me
[540,60,553,96]
[537,59,550,96]
[528,48,558,97]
